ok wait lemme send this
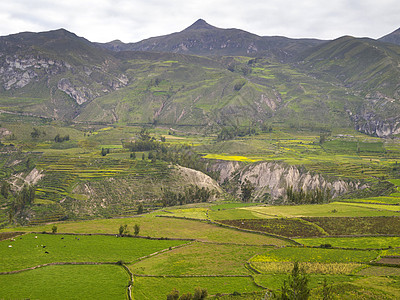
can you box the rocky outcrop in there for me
[210,160,363,201]
[352,112,400,137]
[0,55,69,90]
[174,165,222,193]
[57,78,95,105]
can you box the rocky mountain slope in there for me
[0,22,399,136]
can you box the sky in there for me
[0,0,399,43]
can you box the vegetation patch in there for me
[0,233,187,272]
[0,264,128,300]
[130,242,267,276]
[302,216,400,236]
[250,247,378,264]
[218,218,326,238]
[133,276,263,299]
[296,236,400,249]
[250,261,363,275]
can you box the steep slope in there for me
[296,36,400,136]
[379,27,400,45]
[0,29,128,119]
[75,51,282,126]
[98,19,324,60]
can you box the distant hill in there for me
[379,27,400,45]
[97,19,325,60]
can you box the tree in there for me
[193,287,207,300]
[130,152,136,159]
[119,224,129,236]
[241,179,254,202]
[137,203,144,214]
[52,225,58,234]
[134,224,140,236]
[178,293,192,300]
[167,289,180,300]
[142,153,146,160]
[278,262,310,300]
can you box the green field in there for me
[130,242,268,276]
[296,236,400,249]
[0,233,187,272]
[5,214,290,246]
[0,265,128,300]
[133,276,263,299]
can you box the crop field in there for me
[218,218,326,237]
[130,242,268,276]
[301,216,400,235]
[0,264,128,300]
[296,236,400,249]
[0,233,188,272]
[242,203,400,218]
[249,247,378,264]
[133,276,263,299]
[4,214,290,246]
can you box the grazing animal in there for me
[45,251,49,254]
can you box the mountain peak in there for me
[184,19,217,31]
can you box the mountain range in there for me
[0,19,400,137]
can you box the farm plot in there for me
[6,214,290,246]
[302,216,400,236]
[217,218,326,238]
[133,276,264,299]
[0,233,187,272]
[0,264,128,300]
[254,274,395,299]
[296,236,400,249]
[130,242,268,276]
[249,247,378,264]
[242,202,400,218]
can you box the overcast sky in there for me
[0,0,399,43]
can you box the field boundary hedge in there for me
[155,215,301,245]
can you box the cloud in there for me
[0,0,399,42]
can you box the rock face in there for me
[352,112,400,137]
[211,160,362,201]
[174,165,222,193]
[0,55,69,90]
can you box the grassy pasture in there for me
[243,202,400,218]
[296,236,400,249]
[133,276,263,299]
[0,264,128,300]
[4,214,290,246]
[0,233,187,272]
[130,242,267,276]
